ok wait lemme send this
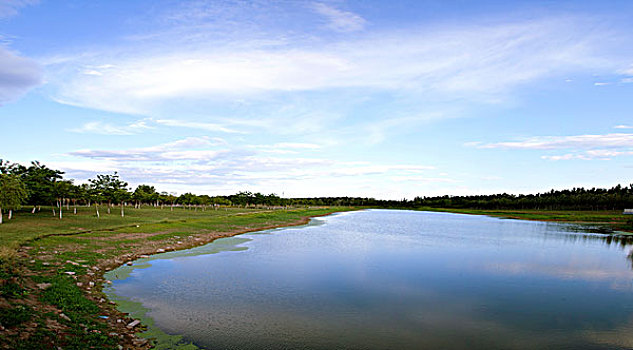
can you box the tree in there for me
[133,184,158,208]
[20,161,64,213]
[88,172,130,217]
[52,180,73,219]
[0,174,28,224]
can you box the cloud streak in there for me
[0,46,42,103]
[311,2,366,32]
[46,15,623,118]
[0,0,37,18]
[469,133,633,160]
[470,133,633,150]
[61,137,439,197]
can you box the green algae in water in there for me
[104,236,254,349]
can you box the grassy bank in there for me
[416,207,633,232]
[0,206,353,349]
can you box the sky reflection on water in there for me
[107,210,633,350]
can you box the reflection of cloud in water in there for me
[481,261,633,288]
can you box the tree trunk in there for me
[52,207,56,216]
[95,204,100,218]
[107,202,111,214]
[121,202,124,217]
[59,200,63,220]
[0,207,3,224]
[8,209,12,220]
[32,206,36,214]
[66,199,69,210]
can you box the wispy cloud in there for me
[615,124,633,129]
[154,119,243,134]
[46,15,623,119]
[311,2,366,32]
[69,120,153,135]
[0,46,42,103]
[469,132,633,160]
[541,150,633,161]
[469,133,633,150]
[68,136,225,161]
[61,137,438,197]
[0,0,37,18]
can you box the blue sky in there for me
[1,0,632,199]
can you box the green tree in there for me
[89,172,131,217]
[0,174,28,224]
[52,180,73,219]
[21,161,64,214]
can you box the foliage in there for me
[88,172,130,204]
[0,174,28,211]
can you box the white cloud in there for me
[46,15,619,117]
[155,119,243,134]
[68,136,223,161]
[69,120,152,135]
[311,2,366,32]
[250,142,323,154]
[542,149,633,161]
[471,132,633,161]
[60,138,438,197]
[0,46,42,103]
[614,125,633,129]
[470,133,633,150]
[0,0,37,18]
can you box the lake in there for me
[105,209,633,349]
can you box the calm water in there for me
[105,210,633,349]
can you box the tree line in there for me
[0,160,285,223]
[1,159,632,224]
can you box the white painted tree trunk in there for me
[52,207,56,216]
[59,200,63,220]
[32,206,36,214]
[74,206,77,215]
[96,204,100,218]
[66,200,69,210]
[0,208,3,224]
[107,204,111,214]
[121,202,124,217]
[8,210,12,220]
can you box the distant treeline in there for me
[290,186,633,211]
[1,160,632,216]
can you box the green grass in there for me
[0,304,32,328]
[415,207,632,231]
[2,205,266,249]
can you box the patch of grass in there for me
[0,304,32,327]
[39,275,99,321]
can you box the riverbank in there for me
[0,207,354,349]
[415,207,633,233]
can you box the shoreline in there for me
[1,208,352,349]
[79,210,347,349]
[411,207,633,234]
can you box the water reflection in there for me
[107,210,633,350]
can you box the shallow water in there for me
[105,210,633,349]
